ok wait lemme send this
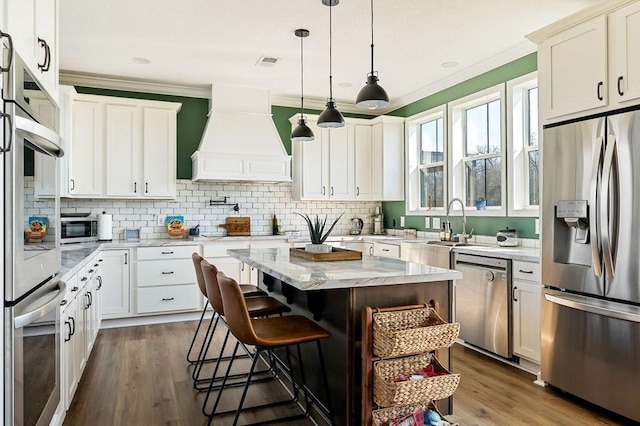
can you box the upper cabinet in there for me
[530,0,640,123]
[292,115,404,201]
[37,87,181,199]
[5,0,59,102]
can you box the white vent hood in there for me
[191,85,291,182]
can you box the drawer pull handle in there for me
[513,286,518,302]
[161,271,174,275]
[161,251,174,255]
[382,249,389,252]
[161,297,175,301]
[80,277,88,282]
[88,269,94,273]
[518,269,534,274]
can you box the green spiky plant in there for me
[296,212,344,244]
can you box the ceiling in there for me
[59,0,600,112]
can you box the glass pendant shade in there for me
[291,116,315,141]
[356,74,389,109]
[318,100,345,128]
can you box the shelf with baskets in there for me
[362,302,461,426]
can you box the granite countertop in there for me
[227,247,461,291]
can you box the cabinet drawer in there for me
[513,260,541,282]
[137,245,198,260]
[137,259,196,287]
[203,242,250,257]
[373,243,400,258]
[137,284,200,314]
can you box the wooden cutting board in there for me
[219,217,251,236]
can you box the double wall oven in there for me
[2,33,66,426]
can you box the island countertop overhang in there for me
[227,248,462,291]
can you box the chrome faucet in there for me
[446,197,470,243]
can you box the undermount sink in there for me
[426,240,472,247]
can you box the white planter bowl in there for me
[305,243,332,253]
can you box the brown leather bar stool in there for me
[207,272,334,426]
[187,253,266,365]
[195,259,291,393]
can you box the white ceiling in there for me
[59,0,600,111]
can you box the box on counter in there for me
[26,216,48,243]
[166,215,185,239]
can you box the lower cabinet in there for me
[512,260,542,363]
[373,242,401,258]
[100,249,131,318]
[61,278,80,411]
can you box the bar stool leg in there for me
[186,304,210,364]
[192,314,220,383]
[296,344,312,417]
[230,346,263,426]
[203,340,240,418]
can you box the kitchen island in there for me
[227,247,462,426]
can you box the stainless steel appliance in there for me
[349,217,363,235]
[496,227,518,247]
[373,206,384,235]
[542,108,640,422]
[2,36,65,426]
[454,253,512,358]
[61,213,98,243]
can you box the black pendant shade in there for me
[291,116,315,141]
[356,0,389,110]
[318,0,345,129]
[291,28,315,142]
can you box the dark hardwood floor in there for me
[63,320,634,426]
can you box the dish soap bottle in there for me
[439,223,446,241]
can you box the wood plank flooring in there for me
[63,320,635,426]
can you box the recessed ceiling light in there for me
[132,57,150,65]
[338,82,352,88]
[441,61,459,68]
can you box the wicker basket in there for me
[373,306,460,358]
[373,354,460,407]
[371,401,458,426]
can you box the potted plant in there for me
[297,212,344,253]
[475,197,487,210]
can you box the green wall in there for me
[383,53,539,239]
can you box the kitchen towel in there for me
[98,212,113,241]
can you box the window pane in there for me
[465,104,487,155]
[528,150,540,205]
[420,166,444,208]
[420,118,443,165]
[528,88,539,147]
[465,157,502,206]
[488,100,501,153]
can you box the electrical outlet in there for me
[432,217,440,229]
[535,218,540,235]
[400,216,405,227]
[157,215,165,226]
[425,217,430,228]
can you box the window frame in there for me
[448,84,507,217]
[404,105,447,216]
[507,72,540,217]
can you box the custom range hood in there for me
[191,85,291,182]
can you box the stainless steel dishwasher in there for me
[454,253,512,358]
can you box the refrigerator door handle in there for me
[601,134,617,279]
[590,135,603,278]
[545,293,640,323]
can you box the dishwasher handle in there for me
[455,253,509,270]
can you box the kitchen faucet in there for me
[446,197,471,243]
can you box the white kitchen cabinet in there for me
[371,116,405,201]
[373,242,400,258]
[512,260,541,363]
[135,245,200,314]
[247,240,291,284]
[100,249,131,318]
[60,274,80,410]
[32,98,58,198]
[363,242,374,256]
[609,2,640,105]
[328,125,355,199]
[69,99,104,196]
[142,107,177,198]
[354,125,373,200]
[105,103,140,197]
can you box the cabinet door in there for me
[539,16,607,119]
[105,103,140,197]
[299,123,329,199]
[610,2,640,104]
[354,125,373,200]
[142,107,176,197]
[211,257,243,284]
[34,0,57,100]
[32,99,58,197]
[371,123,384,199]
[61,295,79,409]
[328,125,354,199]
[100,250,131,318]
[5,0,36,71]
[512,280,541,362]
[70,100,103,196]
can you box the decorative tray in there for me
[289,247,362,262]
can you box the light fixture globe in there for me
[356,74,389,110]
[291,116,315,141]
[317,100,345,128]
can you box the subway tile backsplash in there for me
[54,179,381,240]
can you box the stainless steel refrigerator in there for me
[542,108,640,422]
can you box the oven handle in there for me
[14,281,67,329]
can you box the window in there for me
[449,85,506,216]
[405,107,446,214]
[507,72,539,216]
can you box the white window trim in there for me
[404,105,447,216]
[507,71,540,217]
[448,84,507,217]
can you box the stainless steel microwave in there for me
[60,214,98,243]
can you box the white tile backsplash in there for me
[54,179,381,240]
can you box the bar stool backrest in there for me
[201,260,226,315]
[191,253,208,298]
[217,272,261,346]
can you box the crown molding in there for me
[271,94,386,115]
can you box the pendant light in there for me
[291,29,315,142]
[355,0,389,110]
[317,0,345,128]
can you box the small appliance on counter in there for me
[373,207,384,235]
[60,213,98,243]
[98,211,113,241]
[496,227,518,246]
[350,218,363,235]
[189,224,200,236]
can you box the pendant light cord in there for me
[369,0,374,75]
[300,33,305,117]
[329,1,334,101]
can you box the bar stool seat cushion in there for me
[251,316,331,347]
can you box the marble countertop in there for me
[227,247,462,291]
